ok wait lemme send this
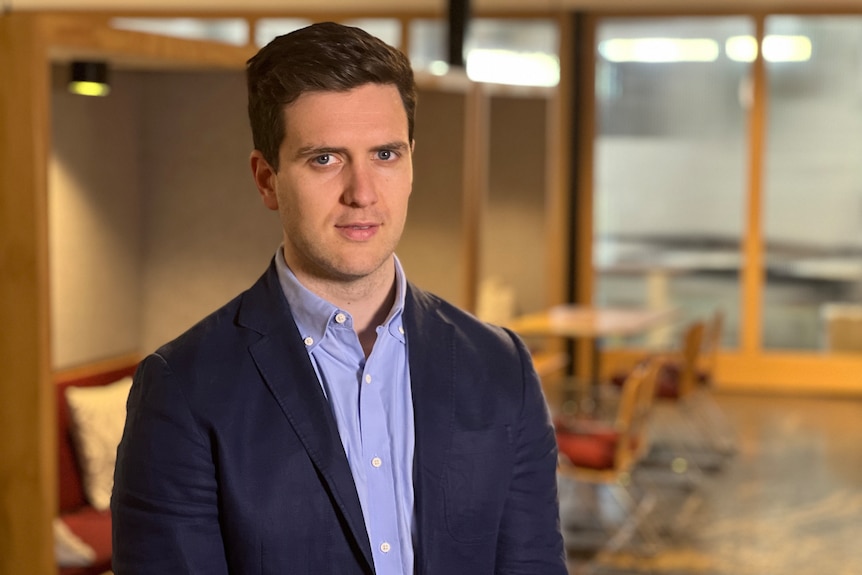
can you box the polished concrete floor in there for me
[561,392,862,575]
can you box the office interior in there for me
[2,1,862,573]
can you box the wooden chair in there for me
[555,358,663,566]
[654,313,737,459]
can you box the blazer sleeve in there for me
[111,353,229,575]
[494,330,568,574]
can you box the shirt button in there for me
[398,326,405,335]
[303,337,314,346]
[335,312,347,324]
[371,457,382,468]
[364,374,372,384]
[380,542,391,553]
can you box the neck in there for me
[287,256,398,357]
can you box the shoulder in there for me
[155,292,247,364]
[405,283,528,360]
[154,262,287,369]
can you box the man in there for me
[112,21,566,574]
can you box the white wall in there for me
[482,94,549,318]
[138,70,280,353]
[399,88,467,309]
[50,68,144,370]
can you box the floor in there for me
[561,392,862,575]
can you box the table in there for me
[507,305,677,409]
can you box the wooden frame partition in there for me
[0,13,55,575]
[0,13,253,573]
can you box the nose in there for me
[342,161,378,207]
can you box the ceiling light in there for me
[725,35,812,63]
[598,38,720,63]
[68,61,111,97]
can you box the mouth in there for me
[336,222,379,241]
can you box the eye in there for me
[376,150,394,161]
[313,154,332,165]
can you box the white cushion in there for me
[65,377,133,511]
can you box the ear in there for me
[250,150,279,211]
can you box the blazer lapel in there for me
[239,263,375,572]
[405,285,456,571]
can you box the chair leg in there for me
[603,481,663,555]
[689,389,739,456]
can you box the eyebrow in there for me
[294,141,410,160]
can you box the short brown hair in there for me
[246,21,417,170]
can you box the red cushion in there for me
[556,429,618,470]
[655,364,681,398]
[613,362,710,399]
[554,418,618,443]
[58,507,112,575]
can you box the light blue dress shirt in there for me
[275,247,415,575]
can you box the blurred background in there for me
[2,1,862,573]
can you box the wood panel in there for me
[461,82,489,313]
[42,13,254,69]
[603,348,862,397]
[572,13,597,382]
[0,13,56,575]
[740,16,767,355]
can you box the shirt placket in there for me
[361,329,404,572]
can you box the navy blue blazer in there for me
[112,261,566,574]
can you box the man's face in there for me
[253,84,413,286]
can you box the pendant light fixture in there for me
[68,61,111,97]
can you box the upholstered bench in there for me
[55,359,138,575]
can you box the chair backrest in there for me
[677,320,706,398]
[700,309,724,385]
[613,358,660,473]
[822,303,862,352]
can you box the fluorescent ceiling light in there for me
[725,35,812,63]
[763,35,812,62]
[725,35,758,63]
[466,49,560,87]
[598,38,720,63]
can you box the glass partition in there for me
[111,18,249,46]
[593,17,754,349]
[409,19,559,87]
[762,16,862,352]
[254,19,312,47]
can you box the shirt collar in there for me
[274,246,407,351]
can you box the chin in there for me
[329,256,391,282]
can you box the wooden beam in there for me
[0,12,56,575]
[41,13,255,69]
[740,15,767,356]
[603,348,862,396]
[571,13,597,383]
[461,81,489,313]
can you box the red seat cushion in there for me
[556,428,619,471]
[58,507,112,575]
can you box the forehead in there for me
[282,84,408,145]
